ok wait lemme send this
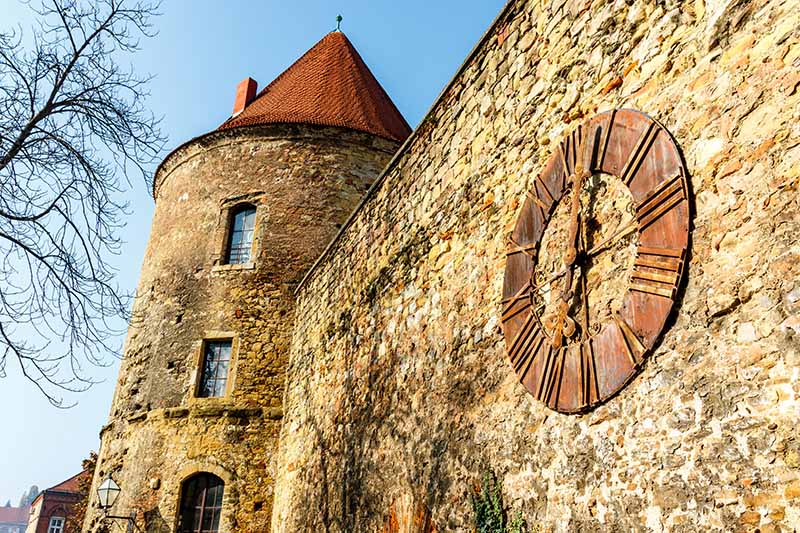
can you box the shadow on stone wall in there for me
[289,211,511,530]
[143,507,170,533]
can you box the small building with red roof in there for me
[0,505,28,533]
[25,471,89,533]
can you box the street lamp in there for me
[96,477,138,532]
[96,478,122,509]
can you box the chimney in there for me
[232,77,258,116]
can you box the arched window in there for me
[178,473,224,533]
[225,205,256,265]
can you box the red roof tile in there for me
[47,469,90,494]
[0,506,29,524]
[219,32,411,143]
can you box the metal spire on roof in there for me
[336,15,343,32]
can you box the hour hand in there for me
[586,216,637,257]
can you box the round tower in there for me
[84,32,410,533]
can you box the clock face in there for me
[501,109,690,413]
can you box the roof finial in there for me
[336,15,343,32]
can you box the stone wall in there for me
[273,0,800,531]
[84,124,398,533]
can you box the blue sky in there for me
[0,0,507,505]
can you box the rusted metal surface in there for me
[502,109,690,413]
[381,497,437,533]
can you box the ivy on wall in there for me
[471,470,527,533]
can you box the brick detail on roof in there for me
[219,32,411,143]
[47,470,90,494]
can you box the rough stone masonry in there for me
[273,0,800,531]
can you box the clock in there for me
[501,109,690,413]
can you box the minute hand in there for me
[536,217,639,296]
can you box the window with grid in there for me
[178,473,224,533]
[48,517,64,533]
[225,205,256,264]
[198,340,231,398]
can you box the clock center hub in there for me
[533,172,639,340]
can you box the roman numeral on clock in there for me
[507,311,546,379]
[636,173,686,229]
[580,339,599,407]
[571,126,584,171]
[557,143,571,193]
[621,121,659,186]
[526,189,550,223]
[537,344,565,405]
[564,126,586,173]
[505,236,537,259]
[591,109,616,172]
[532,165,556,205]
[560,132,573,177]
[501,280,533,323]
[614,313,646,367]
[630,246,684,299]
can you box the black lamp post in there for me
[96,477,138,532]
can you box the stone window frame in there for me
[196,339,233,398]
[189,332,240,402]
[224,204,257,265]
[211,193,266,273]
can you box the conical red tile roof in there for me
[219,32,411,143]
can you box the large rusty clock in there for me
[501,109,690,413]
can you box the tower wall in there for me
[84,124,398,532]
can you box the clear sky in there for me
[0,0,507,505]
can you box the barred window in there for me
[225,205,256,264]
[198,341,231,398]
[178,473,224,533]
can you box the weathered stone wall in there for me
[84,124,398,533]
[274,0,800,531]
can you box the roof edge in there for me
[152,122,402,200]
[47,469,89,493]
[295,0,517,293]
[338,32,413,137]
[30,492,43,508]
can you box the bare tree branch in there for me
[0,0,165,406]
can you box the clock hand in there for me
[585,216,638,258]
[578,223,591,340]
[535,216,638,294]
[532,271,565,294]
[549,162,589,349]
